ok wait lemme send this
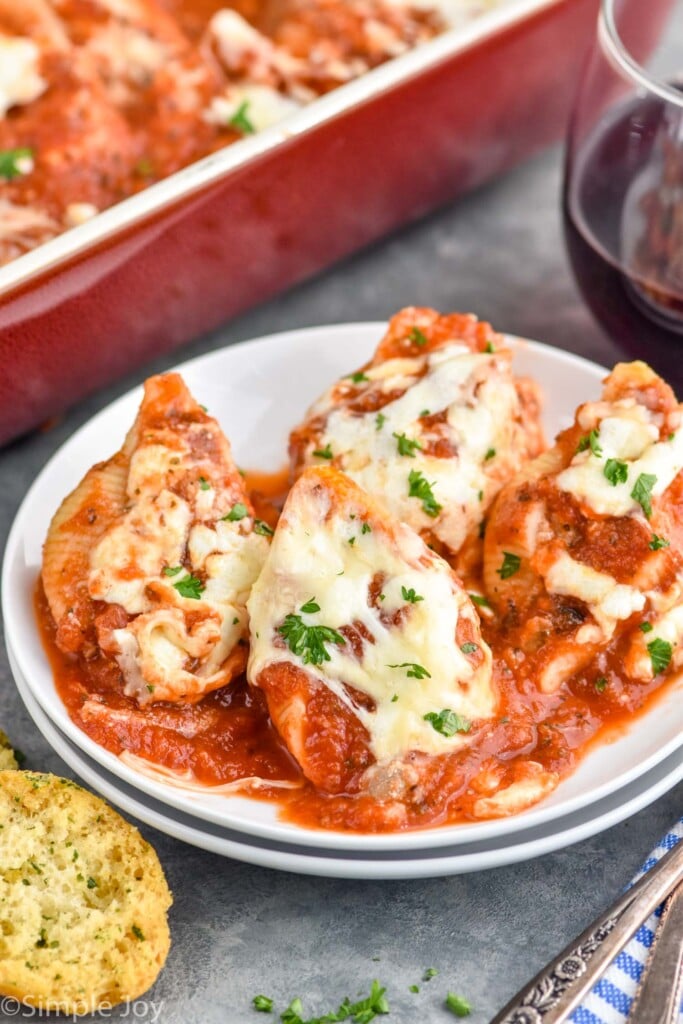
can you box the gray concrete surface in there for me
[0,144,680,1024]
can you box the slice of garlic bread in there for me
[0,771,171,1014]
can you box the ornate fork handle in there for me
[491,839,683,1024]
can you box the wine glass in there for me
[563,0,683,394]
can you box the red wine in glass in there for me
[564,91,683,396]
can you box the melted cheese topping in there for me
[627,604,683,681]
[248,473,496,763]
[0,37,46,118]
[557,400,683,517]
[544,551,645,636]
[206,84,301,132]
[304,346,523,554]
[88,436,268,704]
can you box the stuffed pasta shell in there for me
[247,466,497,817]
[484,360,683,694]
[42,373,270,705]
[289,307,544,575]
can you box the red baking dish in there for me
[0,0,669,446]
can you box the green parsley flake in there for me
[391,694,398,703]
[424,709,471,737]
[649,534,670,551]
[254,520,274,537]
[389,662,431,680]
[419,409,430,418]
[485,342,495,354]
[460,642,479,655]
[409,985,420,994]
[163,565,183,577]
[423,968,438,981]
[394,431,423,457]
[0,147,33,180]
[409,326,428,346]
[313,444,333,460]
[647,637,673,675]
[131,925,145,941]
[348,371,369,384]
[446,993,471,1017]
[224,502,248,521]
[198,476,210,490]
[401,586,423,604]
[279,981,389,1024]
[484,448,496,461]
[469,593,490,608]
[229,101,255,135]
[497,552,521,579]
[362,522,372,534]
[278,615,345,666]
[631,472,657,518]
[173,574,205,600]
[408,469,442,517]
[594,676,607,694]
[604,459,628,486]
[252,995,274,1013]
[375,413,386,431]
[300,598,321,614]
[577,429,603,457]
[87,877,98,889]
[639,622,653,633]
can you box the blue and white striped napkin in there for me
[571,818,683,1024]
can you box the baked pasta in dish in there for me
[289,307,544,576]
[0,0,506,265]
[42,372,269,705]
[484,360,683,695]
[248,466,495,811]
[35,309,683,832]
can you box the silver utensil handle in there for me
[629,881,683,1024]
[491,838,683,1024]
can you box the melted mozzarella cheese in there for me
[557,401,683,517]
[544,550,645,636]
[248,473,496,763]
[627,604,683,680]
[306,346,521,554]
[0,37,45,118]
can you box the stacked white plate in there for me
[4,324,683,879]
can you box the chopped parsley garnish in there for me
[362,522,372,534]
[300,598,321,614]
[485,342,495,354]
[460,642,479,655]
[131,925,145,941]
[497,552,521,579]
[484,448,496,461]
[254,519,274,537]
[445,993,471,1018]
[409,326,428,347]
[86,877,98,889]
[278,615,345,665]
[279,981,389,1024]
[173,574,205,600]
[394,431,423,457]
[649,534,670,551]
[348,371,369,384]
[423,968,438,981]
[419,409,430,418]
[631,472,657,518]
[639,622,653,633]
[198,476,210,490]
[576,429,603,457]
[313,444,333,460]
[424,709,471,737]
[389,662,431,680]
[594,676,607,693]
[224,502,248,521]
[229,101,255,135]
[375,413,386,431]
[409,985,420,994]
[401,586,423,604]
[0,147,33,180]
[348,536,356,546]
[604,459,628,486]
[647,637,673,675]
[391,694,398,702]
[252,995,274,1013]
[163,565,183,577]
[408,469,442,517]
[469,593,490,608]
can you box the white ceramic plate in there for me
[10,641,683,879]
[4,324,683,853]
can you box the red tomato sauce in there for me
[36,468,680,834]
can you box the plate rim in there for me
[4,321,682,853]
